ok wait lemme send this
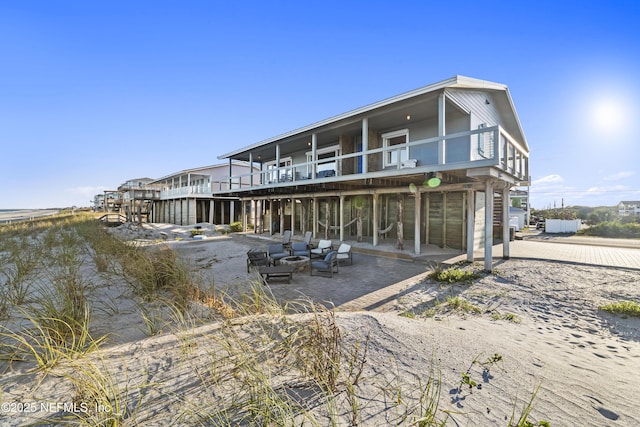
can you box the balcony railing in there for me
[216,126,529,194]
[159,184,212,199]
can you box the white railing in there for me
[160,184,212,199]
[217,126,529,193]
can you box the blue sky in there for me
[1,1,639,209]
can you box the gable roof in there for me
[218,75,528,160]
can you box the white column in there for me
[312,197,318,238]
[466,189,475,262]
[339,195,345,242]
[279,198,285,234]
[269,199,274,235]
[252,199,257,233]
[241,201,246,231]
[484,181,494,272]
[414,192,421,255]
[275,145,281,182]
[503,186,511,259]
[311,134,317,179]
[372,193,379,246]
[438,93,446,165]
[362,118,368,174]
[249,152,253,187]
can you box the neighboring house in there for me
[94,191,120,212]
[618,201,640,217]
[150,162,259,226]
[117,178,160,223]
[93,194,105,211]
[510,188,530,224]
[216,75,530,271]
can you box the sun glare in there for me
[589,95,631,136]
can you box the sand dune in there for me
[1,222,639,426]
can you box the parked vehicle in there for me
[536,221,545,230]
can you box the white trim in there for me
[306,144,341,175]
[305,144,340,157]
[382,128,409,168]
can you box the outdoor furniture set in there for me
[246,231,353,283]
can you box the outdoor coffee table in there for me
[258,265,295,284]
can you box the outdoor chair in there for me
[246,249,270,273]
[310,250,339,277]
[302,231,312,248]
[282,229,292,250]
[336,243,352,265]
[267,243,289,265]
[290,241,310,257]
[310,239,332,258]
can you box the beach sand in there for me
[1,222,639,426]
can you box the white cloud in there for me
[532,174,564,185]
[603,171,636,181]
[586,185,629,193]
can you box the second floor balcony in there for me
[216,125,529,196]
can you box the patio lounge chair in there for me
[302,231,312,248]
[246,249,270,273]
[310,250,339,277]
[310,239,332,258]
[290,241,310,257]
[336,243,352,265]
[267,243,289,265]
[282,229,292,249]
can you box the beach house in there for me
[215,76,530,271]
[150,162,258,226]
[617,201,640,217]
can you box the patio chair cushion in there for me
[310,239,332,258]
[291,242,310,257]
[267,243,289,264]
[310,250,338,277]
[336,243,352,265]
[247,248,270,272]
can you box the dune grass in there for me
[0,215,546,426]
[599,300,640,318]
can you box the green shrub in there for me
[190,229,204,237]
[230,221,243,232]
[429,265,481,284]
[578,221,640,238]
[599,300,640,318]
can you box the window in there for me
[382,129,409,167]
[306,145,340,177]
[264,157,292,183]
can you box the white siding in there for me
[445,88,500,127]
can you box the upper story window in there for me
[306,144,340,177]
[264,157,293,183]
[382,129,409,168]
